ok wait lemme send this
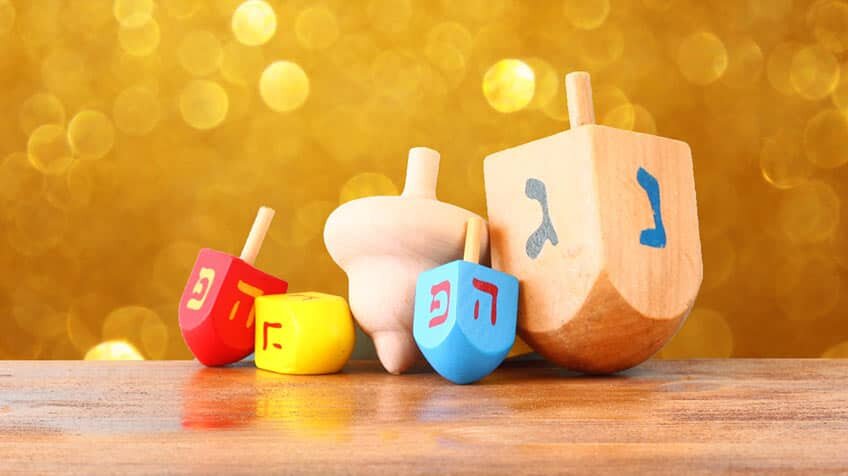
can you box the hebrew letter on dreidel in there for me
[525,178,559,259]
[187,267,216,311]
[472,278,499,325]
[228,280,265,328]
[429,280,451,328]
[262,321,282,351]
[637,167,667,249]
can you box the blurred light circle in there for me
[661,308,733,358]
[778,180,840,243]
[85,340,144,360]
[232,0,277,46]
[483,59,535,113]
[0,153,45,203]
[291,200,335,246]
[339,172,398,204]
[808,0,848,54]
[8,199,68,256]
[676,31,728,85]
[767,41,801,96]
[804,109,848,169]
[367,0,412,34]
[179,30,223,76]
[179,80,229,129]
[721,37,764,88]
[0,0,15,35]
[163,0,200,19]
[259,61,310,112]
[833,62,848,111]
[631,104,657,135]
[295,5,339,50]
[701,235,736,291]
[563,0,610,30]
[113,0,154,28]
[790,44,840,100]
[27,124,74,175]
[525,58,558,110]
[602,103,636,130]
[220,41,266,86]
[775,254,841,320]
[102,305,168,359]
[118,18,160,56]
[760,129,813,189]
[19,93,65,136]
[113,85,161,136]
[68,110,115,160]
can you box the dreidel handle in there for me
[240,206,275,266]
[402,147,440,200]
[463,217,484,264]
[566,71,595,128]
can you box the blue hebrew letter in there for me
[637,167,666,248]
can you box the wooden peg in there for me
[463,217,483,264]
[566,72,595,128]
[240,206,274,266]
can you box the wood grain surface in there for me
[1,359,847,475]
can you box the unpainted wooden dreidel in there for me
[484,72,703,374]
[253,292,355,375]
[324,147,489,375]
[179,207,288,366]
[413,217,518,384]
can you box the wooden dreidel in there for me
[253,292,355,375]
[324,147,489,375]
[413,217,519,384]
[178,207,288,366]
[484,72,703,374]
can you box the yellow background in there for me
[1,0,847,361]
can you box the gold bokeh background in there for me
[1,0,847,361]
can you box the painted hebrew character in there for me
[428,280,451,328]
[186,267,215,311]
[637,167,667,248]
[262,321,283,351]
[228,280,265,328]
[525,178,559,259]
[472,278,499,325]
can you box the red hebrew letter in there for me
[429,280,451,328]
[472,278,499,325]
[262,322,283,351]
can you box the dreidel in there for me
[254,292,355,375]
[179,207,288,366]
[484,72,703,374]
[413,217,519,384]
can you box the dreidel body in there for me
[413,218,519,384]
[254,292,355,375]
[484,72,702,374]
[179,207,288,366]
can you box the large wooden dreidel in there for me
[324,147,489,375]
[484,72,703,374]
[413,217,518,384]
[254,292,355,375]
[179,207,288,366]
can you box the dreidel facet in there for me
[179,207,288,366]
[413,217,519,384]
[484,72,703,374]
[254,292,355,375]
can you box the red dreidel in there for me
[179,206,288,366]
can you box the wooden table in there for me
[0,360,846,474]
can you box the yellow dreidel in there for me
[254,292,355,375]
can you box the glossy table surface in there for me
[0,359,847,474]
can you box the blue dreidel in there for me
[413,217,519,384]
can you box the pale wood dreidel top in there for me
[483,71,702,374]
[324,147,490,375]
[178,206,289,367]
[463,217,484,264]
